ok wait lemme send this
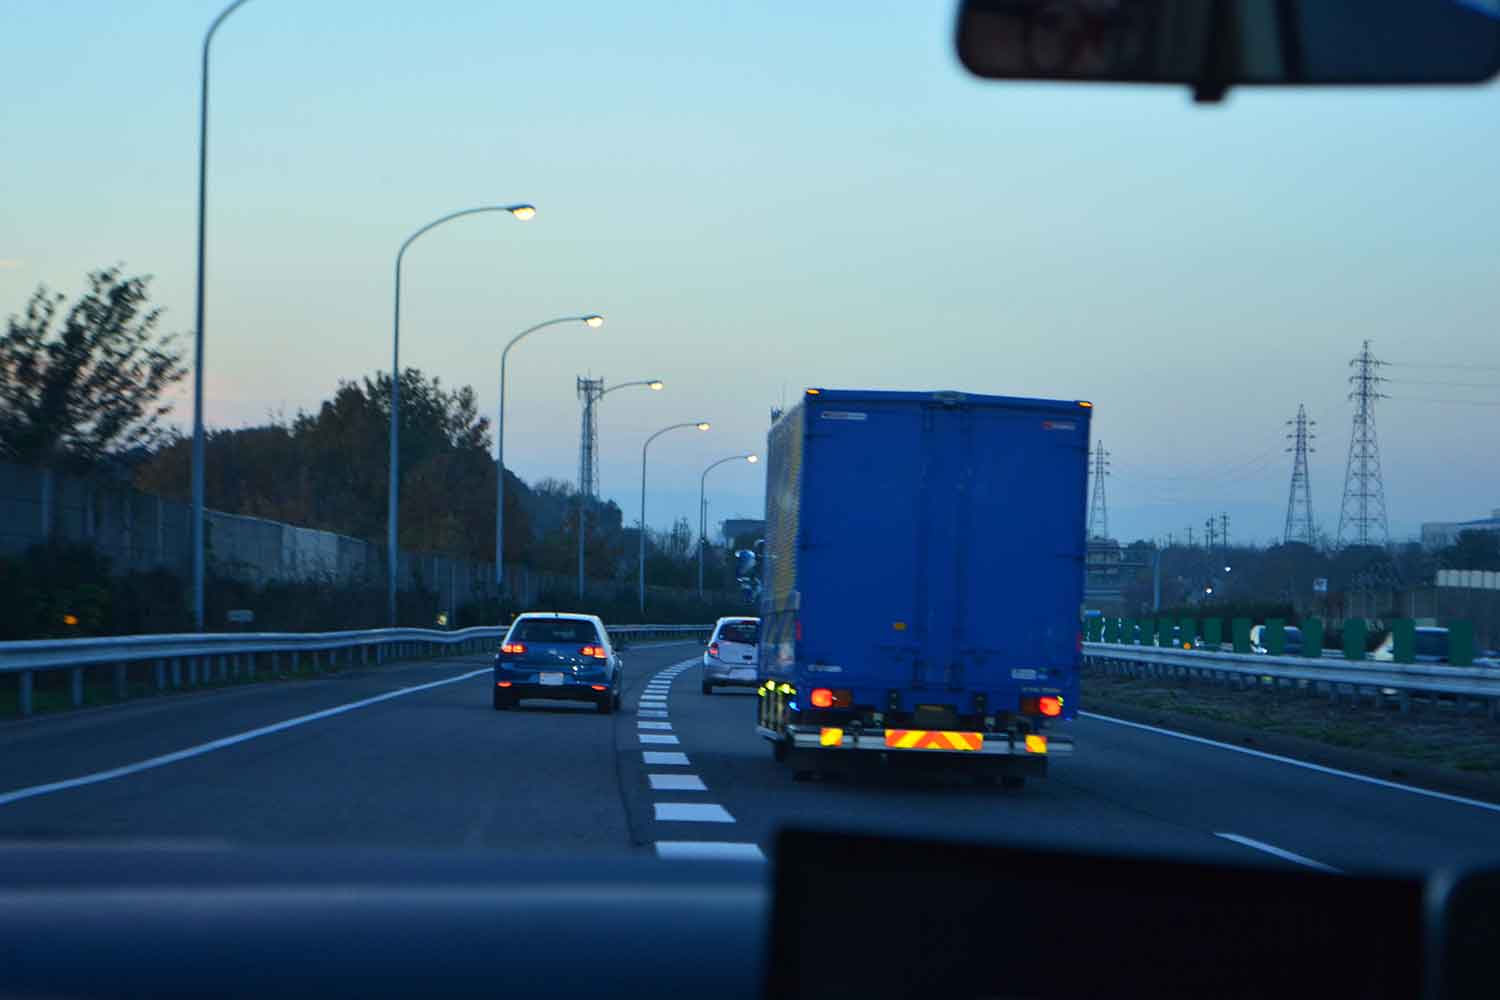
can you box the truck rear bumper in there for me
[758,725,1072,757]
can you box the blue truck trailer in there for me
[755,388,1092,784]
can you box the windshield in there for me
[2,1,1499,901]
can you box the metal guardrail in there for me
[1082,642,1500,720]
[0,624,712,718]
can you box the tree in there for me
[0,267,186,471]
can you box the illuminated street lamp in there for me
[639,422,711,612]
[698,455,759,597]
[495,315,605,586]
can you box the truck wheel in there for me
[771,737,789,763]
[1001,774,1026,790]
[792,768,817,782]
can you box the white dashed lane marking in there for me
[643,751,690,766]
[647,773,706,791]
[637,721,673,731]
[639,734,680,745]
[654,802,734,823]
[655,842,765,861]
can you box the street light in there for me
[190,0,256,632]
[387,202,534,625]
[577,379,664,597]
[496,315,605,587]
[639,422,711,613]
[698,454,759,597]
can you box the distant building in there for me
[1420,508,1500,550]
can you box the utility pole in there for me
[576,377,604,598]
[1337,340,1390,548]
[1205,517,1216,551]
[1087,443,1111,540]
[1219,512,1230,552]
[1283,404,1316,546]
[1187,525,1195,548]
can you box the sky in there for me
[3,1,1498,545]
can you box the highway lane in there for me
[3,640,1499,875]
[0,642,699,852]
[652,666,1500,874]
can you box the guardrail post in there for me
[113,664,127,701]
[19,672,33,717]
[1342,619,1367,661]
[155,659,166,691]
[70,668,83,708]
[171,658,182,688]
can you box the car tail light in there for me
[590,684,608,692]
[501,642,526,655]
[1038,696,1062,717]
[496,681,513,688]
[810,688,834,708]
[707,642,720,658]
[580,645,607,659]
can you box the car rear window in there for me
[511,619,601,644]
[718,622,759,645]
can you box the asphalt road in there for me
[2,639,1498,873]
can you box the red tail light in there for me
[810,688,834,708]
[589,684,608,692]
[501,642,526,655]
[708,642,720,658]
[496,681,513,688]
[579,645,607,659]
[1039,696,1063,717]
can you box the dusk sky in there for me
[5,1,1498,544]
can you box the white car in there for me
[701,617,760,694]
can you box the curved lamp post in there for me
[698,454,758,596]
[639,422,710,613]
[496,314,604,587]
[388,202,534,624]
[190,0,256,631]
[578,379,663,597]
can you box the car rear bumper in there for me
[703,661,758,685]
[496,681,611,702]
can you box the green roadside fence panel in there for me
[1264,618,1286,656]
[1232,618,1252,653]
[1202,618,1223,648]
[1343,618,1367,661]
[1392,619,1415,664]
[1179,618,1198,650]
[1300,619,1323,658]
[1156,620,1173,648]
[1138,619,1154,646]
[1449,621,1474,666]
[1106,618,1121,643]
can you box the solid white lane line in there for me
[0,668,492,808]
[654,802,734,823]
[637,721,673,731]
[639,734,680,745]
[1215,833,1341,873]
[643,751,691,766]
[655,841,765,861]
[648,773,707,791]
[1082,712,1500,816]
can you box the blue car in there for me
[493,612,622,714]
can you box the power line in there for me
[1385,378,1500,389]
[1385,361,1500,372]
[1388,396,1500,408]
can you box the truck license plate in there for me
[539,672,564,686]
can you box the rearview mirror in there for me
[955,0,1500,103]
